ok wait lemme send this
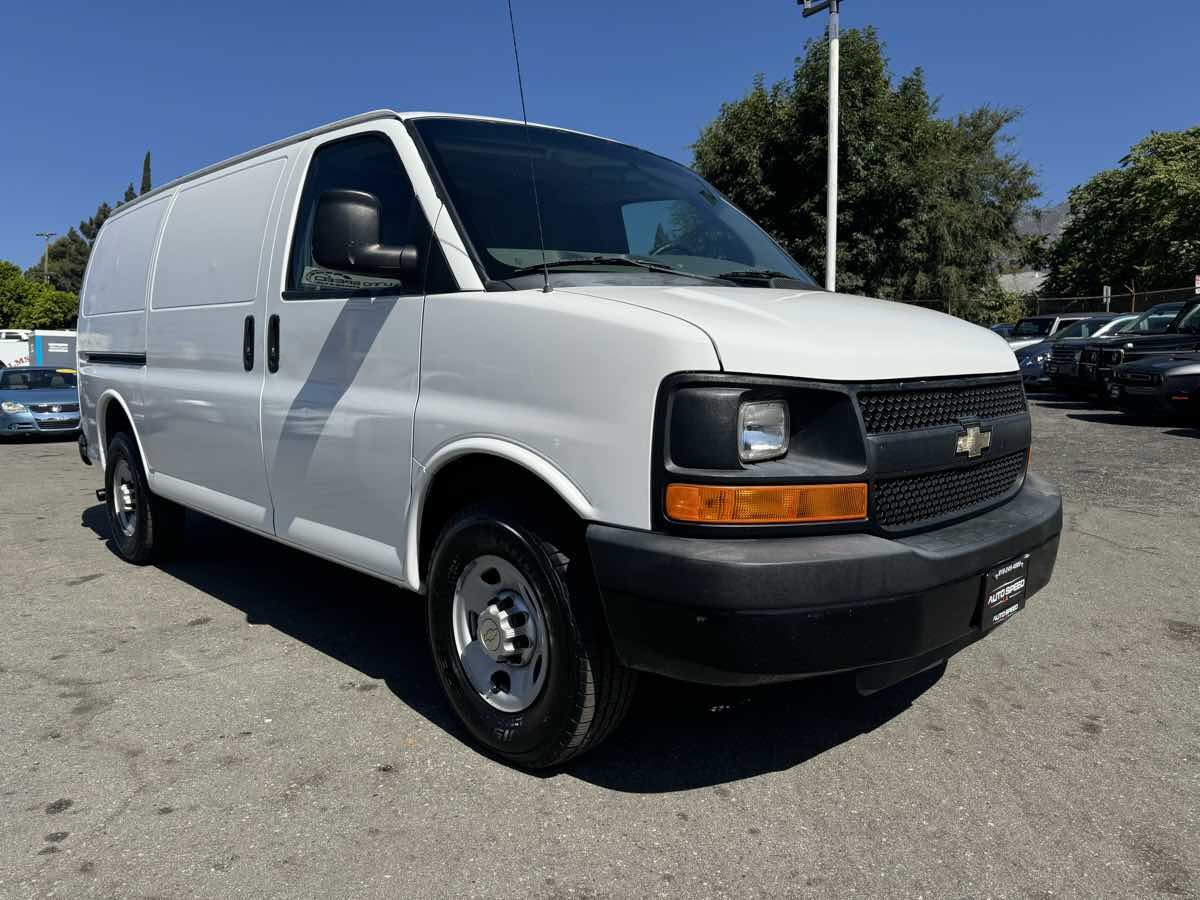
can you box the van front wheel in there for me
[427,503,636,769]
[104,432,184,565]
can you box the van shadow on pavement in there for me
[80,504,941,792]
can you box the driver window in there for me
[287,133,428,297]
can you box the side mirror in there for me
[313,189,420,281]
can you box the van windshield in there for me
[412,118,817,289]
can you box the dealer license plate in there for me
[981,554,1029,630]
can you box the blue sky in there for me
[3,0,1197,270]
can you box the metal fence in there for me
[1030,286,1198,316]
[896,284,1198,324]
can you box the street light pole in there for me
[801,0,841,292]
[34,232,57,284]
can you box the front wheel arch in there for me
[413,450,590,589]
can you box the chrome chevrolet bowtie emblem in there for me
[955,424,992,459]
[51,405,61,413]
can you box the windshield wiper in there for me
[716,269,813,285]
[506,255,728,283]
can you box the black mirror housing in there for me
[313,189,420,281]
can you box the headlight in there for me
[738,400,789,462]
[1,401,26,414]
[1035,352,1050,365]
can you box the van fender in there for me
[403,437,596,593]
[96,389,155,484]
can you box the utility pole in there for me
[801,0,842,292]
[34,232,57,284]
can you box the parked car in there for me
[990,323,1015,339]
[1043,314,1139,392]
[1007,313,1096,351]
[1017,313,1135,390]
[0,367,80,437]
[1109,353,1200,417]
[1077,301,1199,398]
[75,110,1063,767]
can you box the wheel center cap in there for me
[479,616,502,653]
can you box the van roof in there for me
[113,110,612,217]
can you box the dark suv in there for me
[1110,352,1200,417]
[1073,301,1194,396]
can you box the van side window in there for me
[287,133,429,297]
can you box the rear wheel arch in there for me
[97,390,151,475]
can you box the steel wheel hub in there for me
[451,555,547,714]
[112,459,138,537]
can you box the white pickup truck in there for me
[76,110,1062,767]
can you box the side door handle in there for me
[267,314,280,373]
[242,315,255,371]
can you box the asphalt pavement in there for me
[2,399,1198,899]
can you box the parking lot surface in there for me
[2,400,1198,899]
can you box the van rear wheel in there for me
[104,432,184,565]
[426,502,636,769]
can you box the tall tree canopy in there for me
[692,28,1038,306]
[1043,127,1200,297]
[140,151,153,195]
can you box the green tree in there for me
[1043,127,1200,296]
[691,27,1038,306]
[0,261,24,326]
[24,228,91,294]
[121,182,136,204]
[0,261,78,329]
[140,151,152,195]
[79,201,113,244]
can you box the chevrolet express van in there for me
[77,110,1062,767]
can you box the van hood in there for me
[561,285,1017,381]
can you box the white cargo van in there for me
[77,110,1062,767]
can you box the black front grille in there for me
[1051,346,1078,364]
[875,451,1028,530]
[1102,349,1125,367]
[36,419,78,430]
[857,379,1026,435]
[1117,371,1160,385]
[29,403,79,413]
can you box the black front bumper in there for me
[588,474,1062,688]
[1112,383,1199,416]
[1022,369,1052,389]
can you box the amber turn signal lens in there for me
[665,483,869,525]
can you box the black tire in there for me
[426,502,637,769]
[104,431,185,565]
